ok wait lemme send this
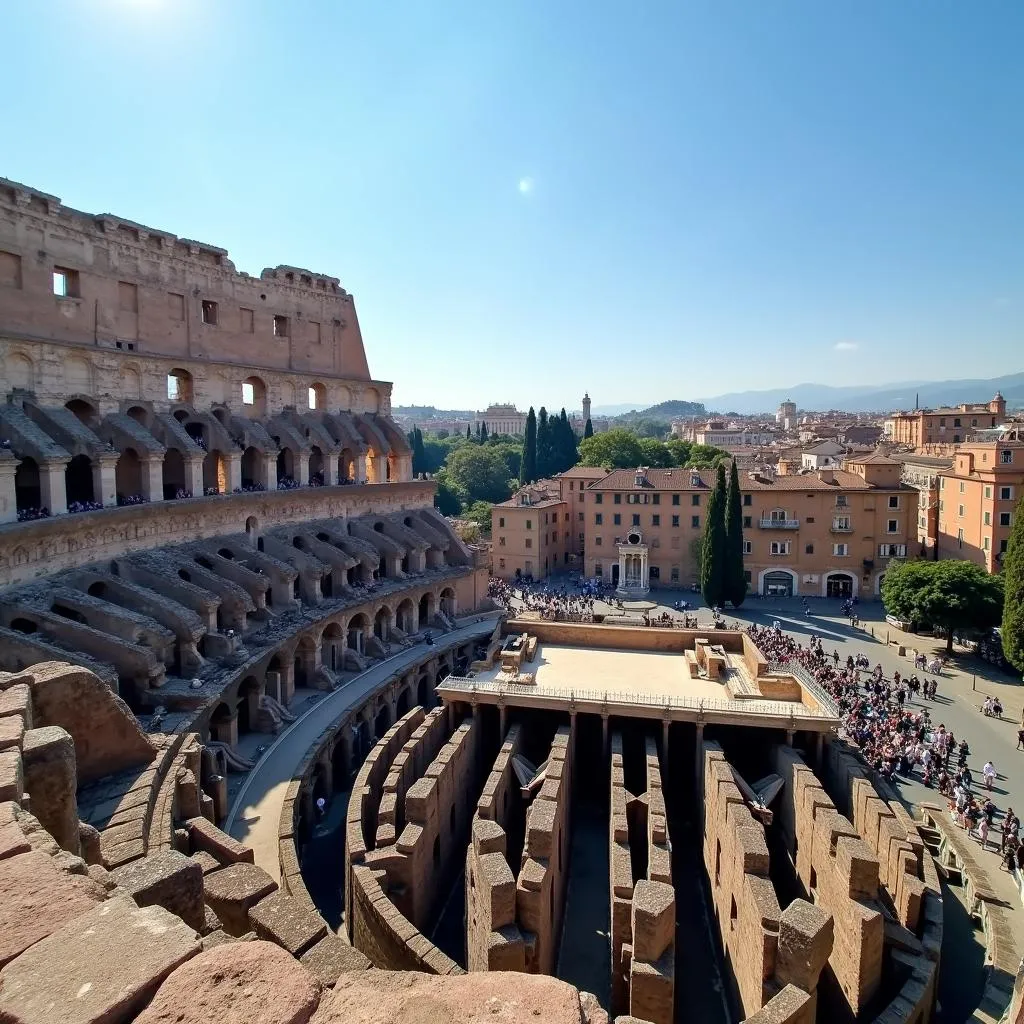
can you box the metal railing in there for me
[829,523,854,533]
[437,675,832,720]
[759,518,800,529]
[766,660,841,717]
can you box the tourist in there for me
[983,760,996,791]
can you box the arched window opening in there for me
[14,456,42,517]
[242,376,267,417]
[115,448,144,504]
[162,449,187,500]
[65,398,98,429]
[167,369,193,404]
[65,455,96,509]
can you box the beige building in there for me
[936,439,1024,572]
[491,481,568,579]
[475,403,527,437]
[886,394,1007,447]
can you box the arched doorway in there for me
[14,456,41,514]
[162,449,187,500]
[418,592,435,626]
[241,447,263,489]
[277,448,295,485]
[203,449,226,495]
[439,588,456,618]
[374,704,390,739]
[396,598,416,634]
[65,398,98,429]
[761,570,796,597]
[339,448,355,484]
[331,732,350,787]
[115,447,143,502]
[321,623,344,672]
[294,635,316,688]
[65,454,95,507]
[309,446,324,485]
[242,376,267,417]
[417,674,430,707]
[348,614,368,654]
[210,702,234,746]
[396,686,410,718]
[825,572,855,599]
[374,607,391,641]
[237,677,261,735]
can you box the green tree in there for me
[881,560,1004,653]
[666,439,692,466]
[1000,494,1024,671]
[466,424,472,439]
[445,445,515,505]
[578,428,644,469]
[724,460,746,607]
[686,444,730,468]
[406,426,426,477]
[463,500,494,534]
[536,407,552,478]
[490,440,522,482]
[480,421,488,442]
[583,418,594,439]
[638,437,673,468]
[433,472,462,516]
[701,463,728,608]
[521,407,537,484]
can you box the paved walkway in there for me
[225,616,499,880]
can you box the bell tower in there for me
[582,392,591,423]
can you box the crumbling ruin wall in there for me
[516,724,573,976]
[466,725,527,972]
[773,745,884,1017]
[704,743,833,1023]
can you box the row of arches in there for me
[757,568,885,598]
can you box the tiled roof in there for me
[846,451,901,465]
[586,466,910,492]
[587,468,713,490]
[556,466,610,478]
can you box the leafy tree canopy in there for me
[463,500,494,534]
[578,429,646,469]
[881,559,1004,652]
[1001,494,1024,672]
[443,445,515,505]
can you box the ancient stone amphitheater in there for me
[0,178,1014,1024]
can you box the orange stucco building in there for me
[936,439,1024,573]
[886,394,1007,447]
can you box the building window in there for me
[595,493,603,504]
[498,558,505,569]
[770,541,790,555]
[888,495,900,508]
[594,563,603,576]
[672,494,680,506]
[652,514,660,526]
[879,543,906,558]
[1000,512,1011,527]
[613,513,621,526]
[743,516,752,529]
[52,267,80,298]
[743,494,752,506]
[240,308,254,333]
[1000,486,1014,500]
[958,505,965,517]
[498,536,506,546]
[242,381,255,405]
[499,517,505,528]
[833,543,848,556]
[652,494,660,505]
[743,541,752,554]
[1000,538,1009,553]
[1001,450,1013,464]
[614,494,621,504]
[957,528,964,548]
[984,511,991,526]
[744,570,752,583]
[984,486,992,498]
[564,513,569,522]
[118,281,138,312]
[0,251,22,288]
[272,315,290,337]
[579,532,584,543]
[959,481,965,493]
[836,495,848,507]
[168,293,185,320]
[595,536,602,546]
[578,512,584,522]
[632,514,640,526]
[691,515,700,528]
[954,418,962,428]
[525,539,532,548]
[671,566,680,582]
[887,519,899,533]
[692,494,700,506]
[309,320,322,344]
[983,537,990,551]
[595,513,603,525]
[201,300,218,325]
[805,543,814,554]
[671,515,679,527]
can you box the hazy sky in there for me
[2,1,1021,411]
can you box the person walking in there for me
[983,760,997,792]
[978,815,990,850]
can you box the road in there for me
[224,616,500,880]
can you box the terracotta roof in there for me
[493,495,564,509]
[586,466,910,492]
[556,466,610,478]
[587,468,713,490]
[845,451,901,465]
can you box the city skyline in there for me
[2,1,1021,408]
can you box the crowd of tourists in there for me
[487,577,598,622]
[745,621,1023,870]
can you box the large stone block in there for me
[0,684,32,729]
[0,896,200,1024]
[631,880,674,963]
[204,862,278,936]
[0,749,23,804]
[0,850,105,967]
[248,890,327,957]
[776,899,833,993]
[21,726,79,855]
[299,935,371,987]
[186,816,254,863]
[134,940,321,1024]
[113,848,205,933]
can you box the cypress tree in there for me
[520,407,537,485]
[480,422,488,442]
[466,424,472,439]
[536,407,551,478]
[583,418,594,439]
[558,409,577,472]
[700,463,728,609]
[413,427,426,477]
[724,460,746,606]
[1002,493,1024,672]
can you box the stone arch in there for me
[338,448,356,484]
[373,605,392,641]
[348,613,369,653]
[439,587,457,619]
[237,675,262,735]
[276,447,295,485]
[14,456,41,513]
[280,381,296,410]
[418,591,436,625]
[823,570,857,599]
[336,384,351,411]
[396,685,411,718]
[331,730,350,786]
[364,387,380,414]
[241,447,264,489]
[245,515,259,544]
[321,621,344,673]
[266,651,293,705]
[365,446,384,484]
[308,382,326,411]
[203,449,227,495]
[396,597,417,634]
[64,356,92,395]
[115,447,143,501]
[65,397,99,429]
[162,448,187,499]
[294,634,317,688]
[4,351,33,392]
[374,703,390,738]
[759,568,798,597]
[209,702,235,746]
[308,446,324,485]
[417,672,430,707]
[120,365,141,400]
[65,454,95,507]
[126,405,150,429]
[242,376,267,417]
[167,368,193,404]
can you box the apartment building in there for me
[936,439,1024,573]
[582,453,917,598]
[886,394,1007,447]
[555,466,610,564]
[891,449,954,555]
[491,482,568,579]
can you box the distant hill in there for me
[625,399,707,420]
[696,372,1024,415]
[393,405,474,419]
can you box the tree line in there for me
[519,407,580,484]
[699,461,747,608]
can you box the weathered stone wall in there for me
[504,618,748,654]
[703,743,833,1022]
[772,745,884,1017]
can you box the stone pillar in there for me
[185,456,204,498]
[39,459,68,515]
[296,451,310,486]
[396,453,413,482]
[225,451,242,493]
[815,731,825,770]
[322,454,338,487]
[694,722,705,809]
[661,718,670,759]
[499,703,508,737]
[94,454,119,507]
[22,726,79,855]
[209,774,229,823]
[141,456,164,503]
[786,728,796,747]
[355,453,368,485]
[602,713,610,763]
[0,456,17,523]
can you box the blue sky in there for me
[2,1,1021,412]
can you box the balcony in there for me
[759,518,799,529]
[830,523,853,533]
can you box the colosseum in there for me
[0,177,1011,1024]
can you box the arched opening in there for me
[209,702,234,745]
[396,687,410,717]
[162,449,187,500]
[419,592,435,626]
[396,598,416,634]
[14,456,41,515]
[167,369,193,404]
[417,674,429,707]
[276,447,295,487]
[332,734,350,788]
[374,606,391,641]
[348,614,368,653]
[825,572,855,599]
[339,448,355,484]
[127,405,149,429]
[308,382,326,411]
[374,704,390,739]
[761,570,796,598]
[115,447,143,503]
[202,449,226,495]
[439,588,456,619]
[245,516,259,544]
[321,622,343,673]
[173,409,189,423]
[65,398,98,429]
[237,676,261,735]
[241,447,263,490]
[295,634,316,688]
[365,446,382,484]
[386,451,397,482]
[87,581,107,599]
[241,376,267,417]
[184,421,207,448]
[308,446,324,486]
[10,618,38,634]
[65,454,95,508]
